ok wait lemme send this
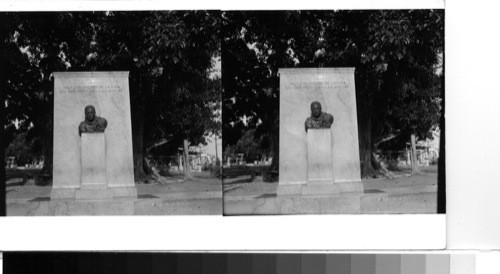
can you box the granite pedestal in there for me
[75,133,113,199]
[80,133,106,187]
[305,129,340,195]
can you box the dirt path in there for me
[223,166,438,197]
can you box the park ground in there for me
[6,166,438,215]
[6,171,222,216]
[223,166,439,214]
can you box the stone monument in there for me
[51,71,137,200]
[278,68,363,196]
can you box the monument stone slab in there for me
[278,68,363,196]
[51,71,137,200]
[80,133,107,188]
[307,129,334,184]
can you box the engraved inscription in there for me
[60,85,123,94]
[285,81,349,90]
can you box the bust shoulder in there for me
[323,112,334,123]
[305,117,315,125]
[304,117,314,132]
[78,121,87,129]
[78,121,87,136]
[96,116,108,126]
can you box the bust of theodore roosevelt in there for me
[78,105,108,136]
[304,101,334,132]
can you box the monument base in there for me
[336,181,364,193]
[277,184,302,195]
[50,131,138,200]
[277,180,363,196]
[8,196,163,216]
[110,186,138,198]
[51,186,137,200]
[302,184,340,195]
[224,193,362,215]
[75,188,114,200]
[277,184,340,196]
[50,188,77,199]
[276,129,364,197]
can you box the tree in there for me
[5,132,42,166]
[224,128,270,163]
[1,12,98,177]
[1,11,221,182]
[338,10,443,175]
[222,10,444,177]
[90,11,221,181]
[1,14,10,215]
[222,11,324,176]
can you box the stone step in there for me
[75,188,114,200]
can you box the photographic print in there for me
[222,10,445,215]
[2,11,222,216]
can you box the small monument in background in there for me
[51,71,137,201]
[278,68,363,209]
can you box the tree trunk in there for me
[410,134,420,174]
[357,103,377,177]
[371,151,394,179]
[264,129,279,182]
[437,108,445,213]
[268,132,279,171]
[437,60,446,214]
[356,73,378,178]
[132,102,148,181]
[0,27,6,215]
[370,134,398,178]
[183,138,193,181]
[39,120,53,178]
[215,135,222,177]
[36,101,53,185]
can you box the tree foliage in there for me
[222,10,444,177]
[1,11,221,181]
[224,128,270,163]
[5,132,42,166]
[222,11,325,173]
[88,11,221,180]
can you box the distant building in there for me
[415,126,440,165]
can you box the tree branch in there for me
[146,136,173,153]
[374,133,398,148]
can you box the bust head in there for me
[310,101,322,118]
[84,105,96,122]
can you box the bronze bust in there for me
[304,101,334,132]
[78,105,108,136]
